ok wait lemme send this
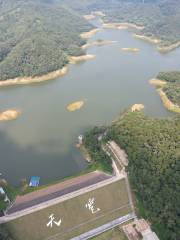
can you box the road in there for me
[103,143,136,216]
[70,213,136,240]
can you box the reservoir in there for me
[0,18,179,185]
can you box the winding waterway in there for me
[0,18,179,185]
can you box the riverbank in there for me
[0,109,21,121]
[0,53,96,87]
[134,34,180,53]
[133,34,161,44]
[81,40,117,49]
[131,104,144,112]
[150,78,180,113]
[0,67,68,87]
[80,28,100,39]
[103,22,144,30]
[157,41,180,53]
[68,54,96,64]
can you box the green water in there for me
[0,19,179,185]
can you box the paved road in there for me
[70,213,136,240]
[104,143,136,216]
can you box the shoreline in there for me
[80,28,100,39]
[157,41,180,53]
[134,34,180,53]
[133,34,161,44]
[0,109,21,121]
[150,78,180,113]
[103,22,144,30]
[131,104,144,112]
[0,66,68,87]
[68,54,96,64]
[81,40,117,49]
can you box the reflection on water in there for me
[0,19,179,185]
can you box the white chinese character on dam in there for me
[46,214,62,228]
[85,198,100,214]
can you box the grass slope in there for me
[5,179,131,240]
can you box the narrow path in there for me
[70,213,136,240]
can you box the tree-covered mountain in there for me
[65,0,180,46]
[1,0,180,80]
[106,112,180,240]
[0,0,92,80]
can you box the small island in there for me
[121,48,140,53]
[0,109,21,121]
[67,101,85,112]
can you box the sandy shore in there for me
[157,89,180,113]
[80,28,100,39]
[150,78,180,113]
[157,41,180,53]
[133,34,161,44]
[0,66,68,87]
[149,78,167,87]
[103,22,144,30]
[68,54,96,64]
[81,40,117,49]
[131,104,144,112]
[0,109,21,121]
[121,47,140,53]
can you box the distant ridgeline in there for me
[106,112,180,240]
[157,71,180,107]
[65,0,180,47]
[0,0,92,80]
[1,0,180,80]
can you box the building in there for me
[29,176,40,187]
[0,187,5,195]
[122,219,159,240]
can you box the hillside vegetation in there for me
[157,71,180,106]
[106,112,180,240]
[0,0,92,80]
[103,0,180,46]
[65,0,180,47]
[1,0,180,80]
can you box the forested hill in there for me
[1,0,180,80]
[103,0,180,46]
[107,112,180,240]
[65,0,180,47]
[0,0,92,80]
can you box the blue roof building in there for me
[29,176,40,187]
